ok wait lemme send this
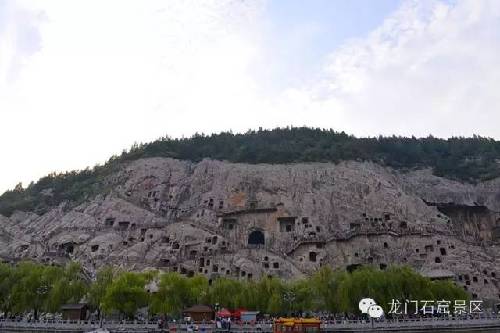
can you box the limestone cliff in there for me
[1,158,499,302]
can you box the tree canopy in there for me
[0,262,469,319]
[5,261,88,319]
[3,127,500,216]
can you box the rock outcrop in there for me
[1,158,499,302]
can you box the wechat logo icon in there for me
[359,298,384,319]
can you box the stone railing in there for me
[1,315,500,333]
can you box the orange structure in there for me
[273,318,322,333]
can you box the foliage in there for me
[309,266,469,314]
[255,276,285,314]
[88,266,114,317]
[9,262,49,318]
[0,263,16,312]
[6,261,87,319]
[310,267,349,312]
[150,272,199,316]
[45,262,89,313]
[102,272,150,319]
[0,262,470,318]
[208,277,245,310]
[2,127,500,216]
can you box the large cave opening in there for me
[248,230,265,246]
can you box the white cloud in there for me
[0,0,44,86]
[289,0,500,138]
[1,0,500,194]
[0,0,269,192]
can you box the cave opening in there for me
[248,230,265,246]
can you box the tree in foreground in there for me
[102,272,149,319]
[0,261,470,318]
[88,266,114,319]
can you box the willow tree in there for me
[208,277,244,310]
[102,272,149,319]
[255,276,285,315]
[150,272,192,317]
[310,267,351,313]
[88,266,114,319]
[10,262,58,319]
[0,263,16,313]
[44,262,89,313]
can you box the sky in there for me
[1,0,500,193]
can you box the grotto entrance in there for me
[248,230,265,246]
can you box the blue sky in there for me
[263,0,402,89]
[1,0,500,193]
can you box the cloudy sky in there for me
[1,0,500,193]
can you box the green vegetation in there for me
[0,262,468,318]
[3,127,500,216]
[0,161,123,217]
[2,262,88,319]
[102,272,150,318]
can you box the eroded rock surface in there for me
[1,158,499,302]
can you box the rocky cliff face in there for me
[1,158,499,302]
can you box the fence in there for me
[1,315,500,333]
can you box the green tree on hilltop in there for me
[3,128,500,217]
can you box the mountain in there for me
[0,128,499,303]
[3,127,500,217]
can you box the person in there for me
[216,317,222,329]
[222,318,227,330]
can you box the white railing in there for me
[0,315,499,332]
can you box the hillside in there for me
[0,155,499,303]
[0,128,499,303]
[2,127,500,217]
